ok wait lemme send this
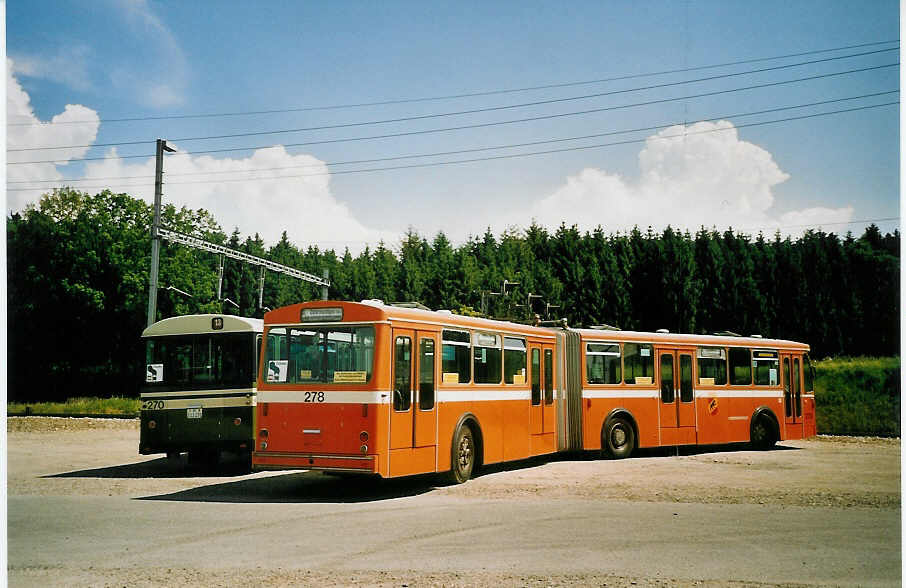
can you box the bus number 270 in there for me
[304,392,325,403]
[141,400,165,410]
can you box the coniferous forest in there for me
[6,188,900,402]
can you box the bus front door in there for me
[390,328,438,475]
[658,349,696,445]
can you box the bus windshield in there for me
[264,326,375,384]
[143,332,257,391]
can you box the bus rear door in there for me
[781,353,804,439]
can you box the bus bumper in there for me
[252,451,378,474]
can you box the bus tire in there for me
[447,423,476,484]
[750,415,777,450]
[602,416,635,459]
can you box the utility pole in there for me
[147,139,176,327]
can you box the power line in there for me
[9,91,898,187]
[9,47,898,153]
[9,62,899,166]
[7,101,896,192]
[7,39,898,128]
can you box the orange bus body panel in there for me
[253,301,815,479]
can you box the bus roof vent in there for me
[360,299,385,307]
[750,334,763,338]
[589,324,621,331]
[712,330,741,337]
[436,309,453,315]
[390,301,431,311]
[656,329,669,333]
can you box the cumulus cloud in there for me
[527,121,854,236]
[7,61,395,254]
[6,59,101,212]
[79,144,397,253]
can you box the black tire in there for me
[447,423,476,484]
[602,416,636,459]
[751,416,777,450]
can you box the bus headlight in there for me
[148,420,156,429]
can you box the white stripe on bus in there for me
[141,388,256,399]
[582,389,659,399]
[694,390,784,398]
[257,388,555,404]
[142,397,255,410]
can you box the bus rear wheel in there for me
[447,423,476,484]
[603,416,635,459]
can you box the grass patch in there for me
[7,396,140,416]
[815,356,900,437]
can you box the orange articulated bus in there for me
[252,300,815,482]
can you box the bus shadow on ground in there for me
[44,452,254,480]
[136,470,439,504]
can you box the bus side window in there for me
[728,348,752,385]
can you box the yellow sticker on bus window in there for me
[442,372,460,384]
[333,371,367,383]
[699,377,715,386]
[300,370,312,379]
[634,376,653,385]
[512,374,526,384]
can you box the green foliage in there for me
[8,396,140,415]
[7,188,900,413]
[814,357,900,437]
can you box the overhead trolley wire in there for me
[7,100,897,192]
[7,39,898,128]
[8,90,899,186]
[9,62,899,166]
[9,47,899,153]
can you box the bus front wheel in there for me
[447,423,476,484]
[751,416,777,450]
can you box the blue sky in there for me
[6,0,900,252]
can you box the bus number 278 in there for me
[304,392,325,403]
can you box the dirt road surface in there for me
[6,417,901,587]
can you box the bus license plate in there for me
[187,407,202,419]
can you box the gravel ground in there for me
[6,417,901,587]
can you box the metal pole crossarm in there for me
[157,226,331,287]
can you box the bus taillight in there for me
[359,431,369,443]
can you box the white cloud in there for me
[7,63,392,253]
[80,145,398,253]
[6,59,101,212]
[526,121,854,236]
[9,44,94,92]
